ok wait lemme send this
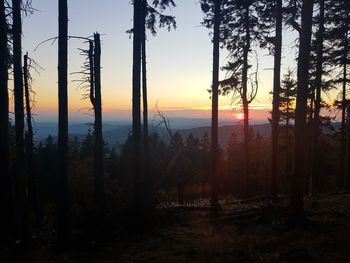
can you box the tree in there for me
[12,0,28,243]
[219,0,265,197]
[325,0,350,190]
[57,0,71,246]
[289,0,315,221]
[89,33,105,213]
[0,0,13,243]
[270,0,283,201]
[308,0,325,196]
[201,0,223,215]
[140,0,176,209]
[132,0,143,215]
[23,52,40,226]
[280,70,297,193]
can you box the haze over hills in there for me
[33,117,272,149]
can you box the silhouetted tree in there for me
[326,0,350,190]
[0,0,13,243]
[219,0,265,197]
[270,0,283,200]
[280,70,297,193]
[23,52,40,226]
[12,0,28,243]
[90,33,105,213]
[132,0,143,215]
[57,0,71,246]
[308,0,325,196]
[290,0,314,222]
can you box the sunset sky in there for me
[18,0,308,123]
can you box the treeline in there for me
[0,0,349,252]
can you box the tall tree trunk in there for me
[0,0,13,243]
[242,3,251,197]
[345,105,350,190]
[285,108,290,195]
[341,24,348,190]
[12,0,28,243]
[132,0,143,214]
[93,33,105,213]
[210,0,221,216]
[57,0,70,246]
[309,0,324,196]
[141,0,150,207]
[289,0,314,222]
[271,0,283,201]
[23,53,40,227]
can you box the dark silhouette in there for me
[23,53,40,226]
[57,0,71,246]
[0,0,12,243]
[210,0,221,216]
[12,0,28,243]
[91,33,105,213]
[132,0,143,214]
[270,0,283,201]
[290,0,314,222]
[308,0,325,196]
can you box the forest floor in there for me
[4,193,350,262]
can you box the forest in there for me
[1,0,350,262]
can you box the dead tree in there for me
[90,33,105,213]
[0,0,13,243]
[23,52,41,227]
[12,0,28,242]
[57,0,71,246]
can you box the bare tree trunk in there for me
[0,0,13,243]
[141,0,150,207]
[132,0,143,214]
[285,112,290,195]
[93,33,105,213]
[309,0,324,196]
[345,105,350,190]
[12,0,28,243]
[23,53,40,227]
[289,0,314,222]
[341,26,348,190]
[242,3,251,198]
[210,0,221,216]
[271,0,283,201]
[57,0,71,247]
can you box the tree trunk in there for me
[12,0,28,243]
[0,0,13,243]
[132,0,143,214]
[93,33,105,213]
[289,0,314,222]
[345,105,350,190]
[242,3,251,198]
[341,24,349,190]
[210,0,221,216]
[23,53,40,227]
[309,0,324,196]
[141,0,150,207]
[271,0,283,201]
[57,0,71,246]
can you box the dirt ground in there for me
[6,193,350,262]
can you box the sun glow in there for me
[235,113,244,120]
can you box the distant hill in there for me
[34,121,273,148]
[178,123,271,148]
